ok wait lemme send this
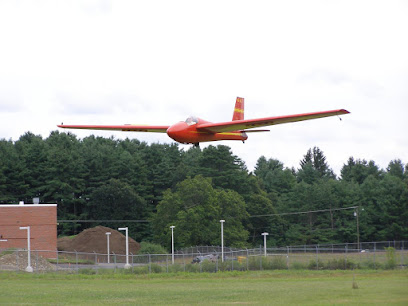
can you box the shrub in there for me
[168,264,185,273]
[132,265,149,274]
[185,264,200,273]
[150,263,164,273]
[138,242,168,255]
[325,258,356,270]
[308,259,324,270]
[360,260,381,270]
[385,247,397,269]
[269,256,287,270]
[248,257,261,271]
[78,268,97,275]
[291,262,307,270]
[201,260,217,273]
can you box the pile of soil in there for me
[0,252,56,271]
[58,226,140,255]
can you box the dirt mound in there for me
[0,252,56,271]
[58,226,140,255]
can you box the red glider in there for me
[58,97,349,146]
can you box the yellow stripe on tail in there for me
[232,97,244,121]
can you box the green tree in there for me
[14,132,48,203]
[340,157,383,184]
[387,159,405,179]
[43,131,87,234]
[87,178,148,241]
[298,147,335,182]
[152,175,249,249]
[0,139,28,203]
[197,145,249,194]
[254,156,296,195]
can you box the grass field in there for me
[0,270,407,305]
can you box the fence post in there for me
[231,251,234,271]
[130,252,134,272]
[57,250,59,270]
[215,251,219,273]
[246,248,249,271]
[94,251,97,265]
[148,253,151,274]
[286,246,289,269]
[166,254,169,273]
[182,251,185,272]
[374,242,376,268]
[401,245,404,269]
[113,252,116,273]
[344,245,347,269]
[16,249,19,272]
[36,251,38,273]
[75,250,78,273]
[316,246,319,270]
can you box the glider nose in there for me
[167,122,187,142]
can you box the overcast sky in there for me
[0,0,407,176]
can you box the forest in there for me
[1,131,407,249]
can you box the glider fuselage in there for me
[166,117,247,145]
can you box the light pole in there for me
[19,226,33,272]
[106,232,111,264]
[118,227,131,269]
[170,226,175,264]
[220,220,225,262]
[354,206,360,250]
[261,232,269,257]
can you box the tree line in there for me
[1,131,407,249]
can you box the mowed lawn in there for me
[0,270,407,305]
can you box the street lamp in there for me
[118,227,131,269]
[220,220,225,262]
[261,232,269,257]
[170,226,175,264]
[19,226,33,272]
[106,232,111,264]
[354,206,360,250]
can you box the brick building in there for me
[0,202,57,258]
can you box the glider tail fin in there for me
[232,97,244,121]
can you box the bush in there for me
[185,264,200,273]
[78,268,97,275]
[360,260,380,270]
[150,263,164,273]
[291,262,308,270]
[308,259,325,270]
[201,260,217,273]
[168,264,185,273]
[269,256,287,270]
[325,258,356,270]
[248,257,261,271]
[385,247,397,269]
[138,242,168,255]
[132,265,149,274]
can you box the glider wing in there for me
[57,124,169,133]
[197,109,350,133]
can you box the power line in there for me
[57,206,359,223]
[249,206,358,218]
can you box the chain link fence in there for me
[1,240,406,273]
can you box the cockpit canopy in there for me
[185,116,199,126]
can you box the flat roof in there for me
[0,204,57,207]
